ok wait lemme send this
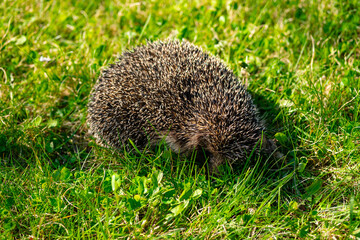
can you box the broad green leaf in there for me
[32,116,42,127]
[192,189,202,199]
[60,167,71,180]
[289,201,298,211]
[15,35,26,45]
[305,179,323,197]
[275,132,287,145]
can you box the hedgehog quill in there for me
[88,40,277,172]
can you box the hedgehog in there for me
[87,40,277,172]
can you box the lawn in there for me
[0,0,359,238]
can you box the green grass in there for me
[1,0,359,238]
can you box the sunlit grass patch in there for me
[0,0,359,238]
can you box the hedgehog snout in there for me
[196,137,226,172]
[191,146,224,173]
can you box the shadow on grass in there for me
[0,121,91,170]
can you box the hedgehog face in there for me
[224,136,261,159]
[201,129,266,171]
[220,134,278,167]
[190,133,250,172]
[210,140,254,170]
[176,129,279,173]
